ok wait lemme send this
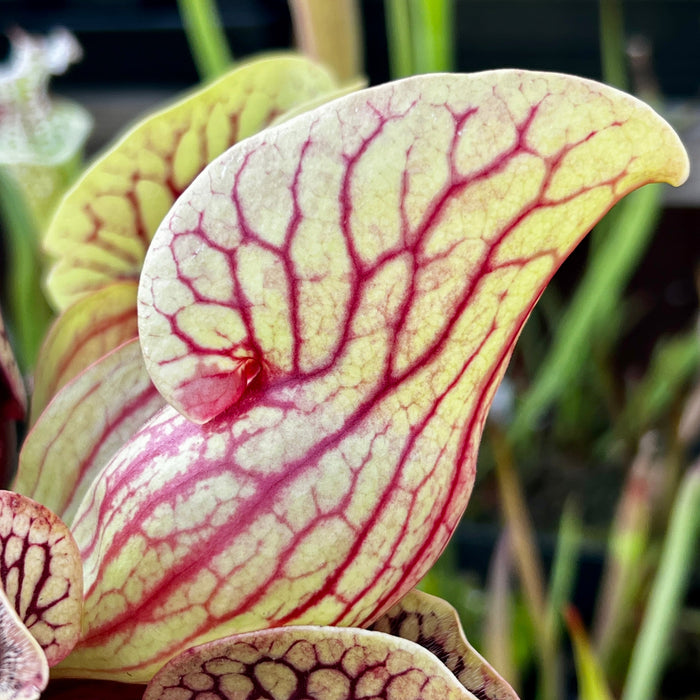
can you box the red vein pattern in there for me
[370,590,518,700]
[141,589,515,700]
[44,56,337,311]
[15,340,165,525]
[143,626,473,700]
[58,71,687,681]
[0,491,82,666]
[30,281,139,425]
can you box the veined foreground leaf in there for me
[139,70,688,423]
[370,589,519,699]
[15,340,164,524]
[143,589,516,700]
[44,54,337,311]
[143,626,475,700]
[61,71,687,681]
[30,281,138,424]
[0,491,82,667]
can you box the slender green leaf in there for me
[413,0,455,73]
[545,499,582,645]
[0,169,54,372]
[599,0,628,91]
[593,434,658,671]
[621,331,700,437]
[177,0,233,81]
[622,463,700,700]
[565,607,615,700]
[385,0,414,77]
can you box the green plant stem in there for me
[177,0,233,82]
[489,423,558,700]
[545,499,582,646]
[509,184,662,445]
[289,0,363,81]
[0,168,54,373]
[621,462,700,700]
[485,530,519,692]
[565,607,615,700]
[412,0,454,73]
[599,0,628,90]
[593,435,657,673]
[621,332,700,440]
[384,0,414,78]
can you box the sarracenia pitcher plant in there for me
[0,55,689,699]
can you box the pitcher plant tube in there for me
[1,64,689,700]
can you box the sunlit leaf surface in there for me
[57,70,687,682]
[30,282,138,424]
[44,54,337,310]
[15,340,164,524]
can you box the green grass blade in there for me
[621,331,700,438]
[489,424,559,700]
[384,0,414,78]
[0,169,54,372]
[592,435,658,671]
[621,463,700,700]
[545,499,582,645]
[565,607,616,700]
[412,0,454,73]
[177,0,233,81]
[484,530,519,692]
[599,0,628,90]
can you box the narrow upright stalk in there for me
[177,0,232,82]
[0,169,54,373]
[592,434,657,668]
[488,424,558,700]
[565,607,615,700]
[384,0,414,78]
[412,0,454,73]
[599,0,628,90]
[485,529,519,692]
[621,463,700,700]
[545,499,582,646]
[289,0,363,82]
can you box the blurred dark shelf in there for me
[1,0,699,98]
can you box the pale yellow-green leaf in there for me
[15,340,163,524]
[30,281,138,424]
[44,54,337,310]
